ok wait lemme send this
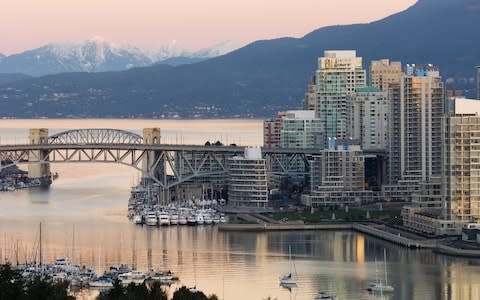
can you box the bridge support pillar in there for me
[28,128,51,186]
[142,128,164,184]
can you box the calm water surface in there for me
[1,119,480,300]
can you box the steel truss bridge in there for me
[0,128,320,188]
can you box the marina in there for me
[127,183,228,227]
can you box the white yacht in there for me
[196,214,205,225]
[133,214,143,225]
[145,212,158,226]
[151,270,175,283]
[212,215,220,224]
[187,214,197,226]
[170,214,179,225]
[178,215,188,225]
[119,270,146,285]
[158,213,170,226]
[89,276,113,288]
[203,214,213,225]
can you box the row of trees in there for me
[97,280,219,300]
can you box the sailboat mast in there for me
[384,248,388,285]
[39,222,42,272]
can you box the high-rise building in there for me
[347,86,388,151]
[264,110,322,149]
[227,148,268,208]
[370,59,402,91]
[304,75,317,111]
[388,65,444,184]
[315,50,366,148]
[443,115,480,225]
[263,112,286,148]
[403,114,480,235]
[280,110,322,149]
[301,140,367,207]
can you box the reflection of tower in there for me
[131,228,137,269]
[146,227,152,272]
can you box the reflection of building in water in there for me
[442,259,480,300]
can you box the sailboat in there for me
[368,248,394,293]
[279,245,297,287]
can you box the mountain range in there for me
[0,39,237,76]
[0,0,479,119]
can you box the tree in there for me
[96,278,125,300]
[148,281,168,300]
[172,286,210,300]
[0,264,24,300]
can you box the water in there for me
[1,119,480,300]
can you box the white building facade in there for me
[227,148,268,208]
[347,86,388,151]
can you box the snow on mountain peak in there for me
[0,39,239,76]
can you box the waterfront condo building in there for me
[403,114,480,235]
[264,110,322,187]
[280,110,322,149]
[369,59,402,91]
[264,110,322,149]
[443,115,480,228]
[347,86,388,151]
[227,148,268,208]
[315,50,366,148]
[387,65,444,185]
[301,139,367,208]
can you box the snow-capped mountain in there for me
[0,53,5,62]
[0,38,237,76]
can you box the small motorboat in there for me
[158,213,170,226]
[133,214,143,225]
[314,292,339,300]
[89,276,113,288]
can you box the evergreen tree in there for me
[0,264,25,300]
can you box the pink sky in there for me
[0,0,417,55]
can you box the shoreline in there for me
[218,222,480,258]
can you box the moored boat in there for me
[145,212,158,226]
[133,214,143,225]
[158,213,170,226]
[89,276,113,288]
[178,215,188,225]
[187,215,197,226]
[170,214,179,225]
[119,270,146,285]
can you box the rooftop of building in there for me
[452,97,480,115]
[284,110,316,120]
[323,50,357,58]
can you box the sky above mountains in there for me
[1,0,416,55]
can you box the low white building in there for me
[227,148,268,208]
